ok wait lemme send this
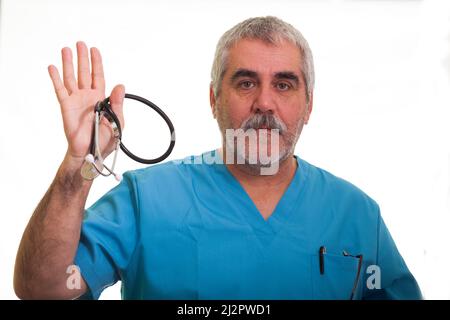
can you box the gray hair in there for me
[211,16,315,102]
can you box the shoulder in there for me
[122,151,214,190]
[299,157,380,214]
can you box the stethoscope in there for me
[80,93,175,181]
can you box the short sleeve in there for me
[364,210,422,300]
[74,171,139,299]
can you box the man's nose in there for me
[252,84,275,113]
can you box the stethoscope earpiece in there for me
[85,154,95,164]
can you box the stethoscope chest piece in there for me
[80,156,104,180]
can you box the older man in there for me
[14,16,422,300]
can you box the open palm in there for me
[48,42,125,161]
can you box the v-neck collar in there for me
[207,149,309,249]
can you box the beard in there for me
[216,107,303,174]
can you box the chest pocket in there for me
[311,252,364,300]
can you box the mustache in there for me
[241,113,287,134]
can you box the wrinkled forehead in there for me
[225,38,303,78]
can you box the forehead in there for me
[226,38,302,77]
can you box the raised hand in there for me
[48,41,125,165]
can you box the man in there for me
[14,16,422,299]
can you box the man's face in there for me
[211,38,312,169]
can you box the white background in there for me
[0,0,449,299]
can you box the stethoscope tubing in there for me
[96,93,176,164]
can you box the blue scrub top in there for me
[75,150,422,300]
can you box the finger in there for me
[48,65,69,103]
[76,41,91,89]
[90,47,105,91]
[61,47,77,94]
[109,84,126,129]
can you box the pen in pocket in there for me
[319,246,326,275]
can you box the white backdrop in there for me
[0,0,449,299]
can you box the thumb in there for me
[109,84,126,129]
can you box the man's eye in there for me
[239,81,255,89]
[276,82,291,91]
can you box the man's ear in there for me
[304,91,313,125]
[209,84,217,119]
